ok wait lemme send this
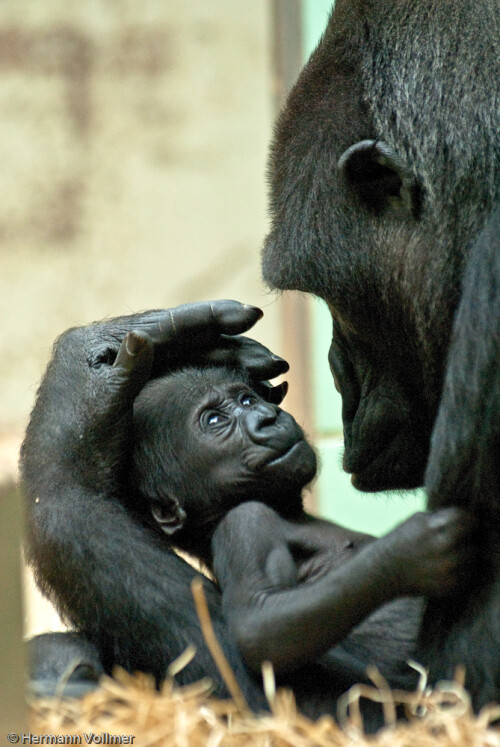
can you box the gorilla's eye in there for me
[240,393,257,408]
[202,410,227,429]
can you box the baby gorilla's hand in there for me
[383,508,475,598]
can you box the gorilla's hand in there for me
[24,301,288,492]
[381,508,475,598]
[106,301,289,381]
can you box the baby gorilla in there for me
[131,366,317,564]
[130,366,471,680]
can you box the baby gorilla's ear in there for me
[151,498,187,536]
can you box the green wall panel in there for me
[316,440,426,536]
[312,298,343,433]
[302,0,334,58]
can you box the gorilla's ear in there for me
[337,140,422,219]
[151,498,187,536]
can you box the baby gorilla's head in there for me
[130,366,317,559]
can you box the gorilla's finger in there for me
[113,331,154,375]
[267,381,289,405]
[113,330,153,372]
[151,334,289,380]
[109,301,264,347]
[85,302,266,371]
[188,335,289,379]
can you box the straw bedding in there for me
[30,663,500,747]
[29,582,500,745]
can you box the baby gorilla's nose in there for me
[244,402,281,443]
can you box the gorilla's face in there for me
[185,377,317,513]
[326,315,431,491]
[132,367,318,540]
[262,0,466,491]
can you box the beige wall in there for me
[0,1,283,635]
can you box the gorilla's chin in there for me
[263,440,318,491]
[346,433,427,493]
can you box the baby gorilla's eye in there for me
[240,393,257,407]
[207,412,222,426]
[201,409,227,429]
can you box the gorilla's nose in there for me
[245,402,280,442]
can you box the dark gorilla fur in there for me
[263,0,499,707]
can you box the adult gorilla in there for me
[262,0,499,707]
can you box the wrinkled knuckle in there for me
[88,346,118,369]
[431,517,455,543]
[435,507,462,531]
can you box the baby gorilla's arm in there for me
[212,501,473,676]
[265,544,299,587]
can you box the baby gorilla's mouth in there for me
[265,437,305,467]
[262,438,317,490]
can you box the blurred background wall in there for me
[0,0,280,436]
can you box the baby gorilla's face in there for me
[181,375,317,515]
[131,367,318,538]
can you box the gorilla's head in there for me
[130,366,317,561]
[263,0,499,491]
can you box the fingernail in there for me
[243,304,264,319]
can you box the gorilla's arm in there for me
[419,206,500,703]
[20,301,284,705]
[212,501,470,676]
[425,205,499,516]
